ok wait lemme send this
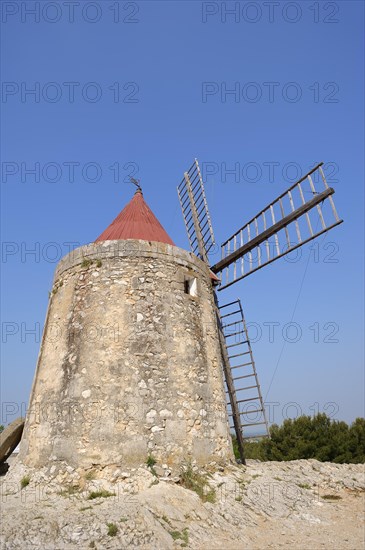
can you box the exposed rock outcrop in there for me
[1,456,364,549]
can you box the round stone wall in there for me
[19,240,234,469]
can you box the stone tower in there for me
[19,190,234,471]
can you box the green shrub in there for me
[88,490,115,500]
[59,485,81,497]
[322,494,342,500]
[107,523,118,536]
[146,455,156,467]
[146,455,157,476]
[169,528,189,546]
[20,476,30,489]
[180,463,216,503]
[81,258,92,268]
[232,415,365,463]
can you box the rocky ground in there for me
[0,456,364,549]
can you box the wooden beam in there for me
[216,220,343,290]
[212,187,335,274]
[214,297,246,465]
[184,171,208,263]
[221,162,324,248]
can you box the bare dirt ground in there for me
[244,489,364,550]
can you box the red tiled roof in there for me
[95,190,175,245]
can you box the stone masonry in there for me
[19,239,235,470]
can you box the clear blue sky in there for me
[1,1,364,427]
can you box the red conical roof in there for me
[95,190,175,245]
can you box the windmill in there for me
[177,160,343,464]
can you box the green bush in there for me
[169,528,189,546]
[81,258,92,268]
[87,490,115,500]
[146,455,156,468]
[232,415,365,463]
[20,476,30,489]
[180,463,216,503]
[146,455,158,477]
[107,523,118,536]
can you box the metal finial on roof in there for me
[95,185,174,244]
[130,177,142,193]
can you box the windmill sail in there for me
[211,163,343,290]
[177,159,215,263]
[219,300,269,445]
